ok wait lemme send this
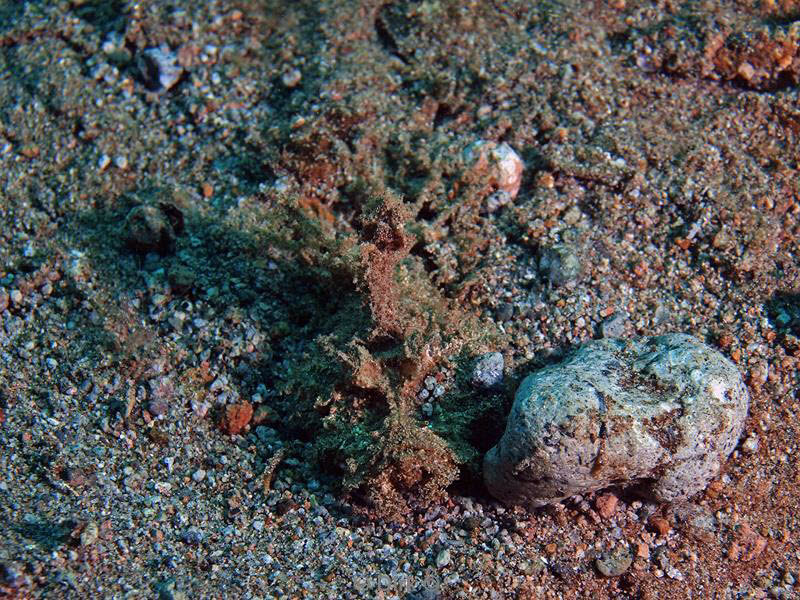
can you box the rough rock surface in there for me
[484,334,748,509]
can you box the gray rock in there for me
[595,544,633,577]
[471,352,504,389]
[123,205,175,254]
[539,244,581,286]
[123,203,183,254]
[435,548,451,568]
[600,312,627,338]
[484,334,748,508]
[182,527,204,545]
[138,46,184,92]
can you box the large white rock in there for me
[484,334,748,508]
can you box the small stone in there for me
[98,154,111,171]
[80,521,99,546]
[595,493,618,519]
[635,542,650,559]
[563,206,582,225]
[485,190,511,213]
[9,289,22,306]
[167,265,195,295]
[471,352,505,389]
[282,68,302,88]
[464,140,524,199]
[252,520,264,532]
[539,244,582,286]
[138,45,184,92]
[600,313,627,339]
[496,302,514,322]
[220,401,253,436]
[192,469,206,482]
[737,61,755,81]
[595,544,633,577]
[114,155,128,169]
[182,527,204,545]
[123,205,176,254]
[436,548,451,568]
[484,334,749,508]
[148,398,168,417]
[0,289,8,311]
[192,400,210,418]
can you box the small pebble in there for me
[182,527,204,545]
[138,45,184,91]
[595,544,633,577]
[539,244,582,287]
[149,398,169,417]
[485,190,511,213]
[595,493,618,519]
[496,302,514,322]
[192,469,206,482]
[436,548,451,568]
[123,205,177,254]
[471,352,504,389]
[282,69,302,88]
[600,313,627,338]
[80,521,99,547]
[10,289,22,306]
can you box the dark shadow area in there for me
[766,291,800,337]
[15,518,75,552]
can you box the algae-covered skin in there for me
[484,334,749,508]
